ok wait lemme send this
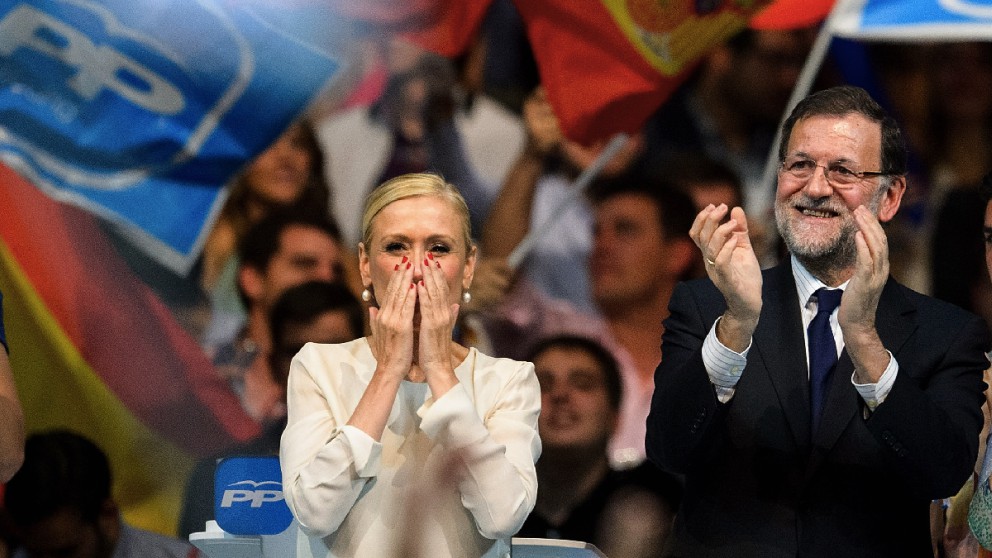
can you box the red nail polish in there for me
[401,256,408,263]
[424,258,429,266]
[428,253,434,260]
[436,261,441,269]
[394,264,399,271]
[406,262,411,269]
[420,280,425,287]
[410,282,414,289]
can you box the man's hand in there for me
[689,204,762,352]
[840,205,891,383]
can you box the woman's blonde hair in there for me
[360,173,474,251]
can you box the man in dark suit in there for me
[646,85,990,557]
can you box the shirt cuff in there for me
[703,317,751,403]
[340,425,381,477]
[852,350,897,411]
[418,383,488,449]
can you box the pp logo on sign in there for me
[221,480,284,508]
[0,0,250,189]
[214,457,294,535]
[0,4,184,114]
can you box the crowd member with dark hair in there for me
[6,430,199,558]
[481,86,647,314]
[644,25,818,221]
[518,335,680,558]
[318,41,523,247]
[200,121,332,295]
[649,85,989,556]
[481,178,699,467]
[208,212,344,423]
[964,174,992,556]
[179,280,364,538]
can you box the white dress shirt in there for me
[702,256,898,407]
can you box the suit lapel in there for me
[752,260,812,449]
[811,278,918,459]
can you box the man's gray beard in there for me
[774,183,888,279]
[775,206,858,278]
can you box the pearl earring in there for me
[462,291,472,304]
[361,288,372,302]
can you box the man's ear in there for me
[238,265,265,305]
[877,176,907,223]
[97,498,121,549]
[664,237,699,279]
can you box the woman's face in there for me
[244,124,313,206]
[359,195,475,314]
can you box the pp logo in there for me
[0,0,249,188]
[0,4,184,114]
[221,480,284,508]
[214,457,294,535]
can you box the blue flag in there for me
[0,0,341,273]
[831,0,992,40]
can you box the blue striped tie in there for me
[809,288,842,435]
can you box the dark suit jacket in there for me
[646,260,990,557]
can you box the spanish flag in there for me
[0,164,259,534]
[402,0,834,145]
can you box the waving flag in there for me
[0,0,341,273]
[399,0,833,145]
[830,0,992,40]
[0,164,260,533]
[0,0,346,535]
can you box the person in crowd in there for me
[647,85,990,556]
[660,155,750,277]
[178,280,364,538]
[209,213,344,423]
[644,25,818,222]
[279,173,541,558]
[481,86,646,314]
[665,154,743,213]
[0,291,23,483]
[930,178,992,334]
[517,335,681,558]
[963,174,992,558]
[5,430,200,558]
[318,40,521,246]
[480,180,698,468]
[199,121,332,295]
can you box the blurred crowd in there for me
[1,2,991,557]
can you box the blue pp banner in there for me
[831,0,992,40]
[215,456,293,536]
[0,0,341,273]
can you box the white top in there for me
[280,338,541,558]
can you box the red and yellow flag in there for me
[0,164,259,534]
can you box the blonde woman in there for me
[280,173,541,558]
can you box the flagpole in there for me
[758,0,856,196]
[506,132,629,270]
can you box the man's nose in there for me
[315,261,336,282]
[804,165,834,198]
